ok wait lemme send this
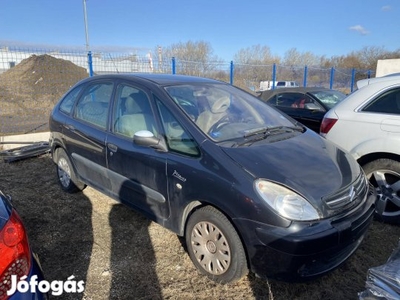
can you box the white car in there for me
[357,73,400,89]
[320,77,400,224]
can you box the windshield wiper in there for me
[244,125,303,138]
[243,127,269,137]
[237,125,304,147]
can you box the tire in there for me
[362,158,400,224]
[185,206,248,284]
[54,148,86,193]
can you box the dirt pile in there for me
[0,54,88,110]
[0,54,88,134]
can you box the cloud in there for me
[381,5,391,11]
[349,25,370,35]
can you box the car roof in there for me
[78,73,224,86]
[356,74,400,89]
[335,77,400,110]
[259,87,334,98]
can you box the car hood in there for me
[221,130,360,207]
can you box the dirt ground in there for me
[0,154,399,300]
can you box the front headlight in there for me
[254,179,320,221]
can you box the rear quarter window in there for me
[74,82,114,129]
[362,89,400,115]
[59,85,84,114]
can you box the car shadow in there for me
[2,156,94,300]
[108,203,162,300]
[6,156,164,299]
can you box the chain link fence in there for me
[0,47,374,137]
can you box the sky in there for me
[1,0,399,62]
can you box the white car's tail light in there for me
[320,117,338,136]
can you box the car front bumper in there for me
[234,185,376,281]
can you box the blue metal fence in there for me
[79,51,372,93]
[0,47,374,136]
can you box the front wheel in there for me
[185,206,248,284]
[54,148,86,193]
[363,158,400,224]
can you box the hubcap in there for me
[57,157,71,188]
[190,221,231,275]
[367,169,400,217]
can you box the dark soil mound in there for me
[0,54,88,134]
[0,54,88,108]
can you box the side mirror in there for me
[134,130,168,152]
[304,103,322,111]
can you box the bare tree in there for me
[158,40,224,77]
[280,48,322,83]
[233,45,280,91]
[154,40,400,91]
[283,48,321,67]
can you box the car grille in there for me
[323,172,368,212]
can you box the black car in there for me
[258,87,347,132]
[49,74,375,283]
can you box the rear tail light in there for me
[320,117,338,136]
[0,210,32,300]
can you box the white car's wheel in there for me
[363,159,400,224]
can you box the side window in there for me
[266,95,278,105]
[156,99,199,156]
[302,95,323,110]
[59,85,84,114]
[363,89,400,115]
[290,93,309,109]
[275,94,295,107]
[113,84,157,138]
[74,82,113,129]
[276,93,305,108]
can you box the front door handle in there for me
[64,124,75,132]
[107,143,118,153]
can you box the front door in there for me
[275,92,325,132]
[106,83,169,221]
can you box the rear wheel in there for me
[55,148,86,193]
[185,206,248,284]
[363,159,400,224]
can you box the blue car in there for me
[0,189,47,300]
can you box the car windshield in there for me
[165,83,298,142]
[310,90,347,109]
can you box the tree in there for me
[233,45,280,91]
[282,48,321,67]
[280,48,323,83]
[157,41,224,77]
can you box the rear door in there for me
[65,80,114,191]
